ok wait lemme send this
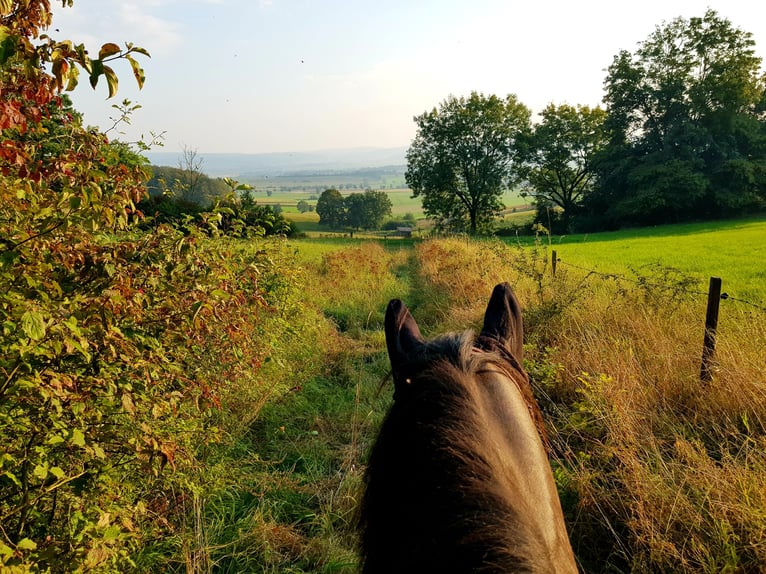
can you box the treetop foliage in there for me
[406,92,531,234]
[0,0,149,102]
[406,11,766,234]
[316,187,393,231]
[587,9,766,229]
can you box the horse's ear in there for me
[385,299,424,380]
[480,282,524,361]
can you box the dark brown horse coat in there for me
[358,283,578,573]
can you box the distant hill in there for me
[145,147,408,178]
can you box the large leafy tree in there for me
[519,103,607,231]
[590,10,766,227]
[316,188,346,228]
[345,189,392,230]
[405,92,531,234]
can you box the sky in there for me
[50,0,766,155]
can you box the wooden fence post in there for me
[551,250,557,276]
[700,276,722,382]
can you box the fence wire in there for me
[553,256,766,315]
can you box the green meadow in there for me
[537,217,766,302]
[10,210,764,572]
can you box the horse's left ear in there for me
[385,299,424,384]
[480,282,524,361]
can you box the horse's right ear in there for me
[480,282,524,362]
[385,299,424,382]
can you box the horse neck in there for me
[473,368,577,572]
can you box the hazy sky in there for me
[51,1,766,155]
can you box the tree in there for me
[405,92,531,234]
[178,144,206,203]
[345,189,392,230]
[146,164,230,205]
[518,104,608,231]
[589,10,766,228]
[316,188,346,228]
[296,199,313,213]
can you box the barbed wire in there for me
[720,293,766,313]
[555,259,707,296]
[554,257,766,315]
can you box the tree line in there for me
[406,10,766,234]
[315,188,393,232]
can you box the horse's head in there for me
[366,283,578,573]
[385,282,524,397]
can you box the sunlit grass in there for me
[543,216,766,302]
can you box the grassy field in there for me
[233,216,765,573]
[533,217,766,302]
[51,216,759,572]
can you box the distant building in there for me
[396,226,413,237]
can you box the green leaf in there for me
[65,63,80,91]
[48,435,66,446]
[103,525,122,541]
[33,464,49,480]
[103,64,119,98]
[89,59,104,89]
[129,45,151,58]
[126,54,146,89]
[21,310,46,340]
[17,538,37,551]
[3,470,22,487]
[50,466,66,480]
[0,25,16,65]
[63,316,81,337]
[75,43,91,72]
[71,428,86,447]
[92,444,106,459]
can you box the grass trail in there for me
[229,240,414,573]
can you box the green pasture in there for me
[243,172,407,193]
[539,217,766,302]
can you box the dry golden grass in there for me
[413,237,766,573]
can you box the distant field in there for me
[258,188,528,221]
[524,217,766,302]
[243,171,406,193]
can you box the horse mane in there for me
[358,330,552,574]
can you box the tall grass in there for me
[196,239,413,573]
